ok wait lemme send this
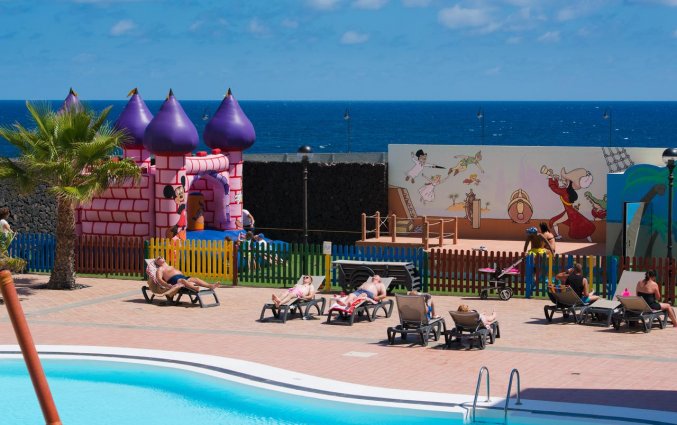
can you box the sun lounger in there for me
[386,294,446,346]
[444,311,500,350]
[611,296,668,333]
[142,259,220,308]
[259,275,326,323]
[325,277,395,325]
[579,270,644,326]
[543,285,590,323]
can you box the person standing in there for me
[241,209,255,232]
[0,207,11,234]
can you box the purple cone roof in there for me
[204,89,256,151]
[114,89,153,147]
[143,90,198,155]
[60,88,81,112]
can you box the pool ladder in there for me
[471,366,522,423]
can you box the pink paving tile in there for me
[1,274,676,414]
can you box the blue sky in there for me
[2,0,677,100]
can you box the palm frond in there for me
[25,101,52,139]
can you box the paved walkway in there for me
[1,274,676,415]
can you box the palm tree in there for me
[0,102,140,289]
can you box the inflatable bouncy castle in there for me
[75,88,256,239]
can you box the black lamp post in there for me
[603,108,613,147]
[297,145,313,249]
[662,148,677,266]
[477,107,485,144]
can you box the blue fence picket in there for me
[9,233,56,273]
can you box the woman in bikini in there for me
[272,275,315,307]
[635,270,677,328]
[539,222,556,254]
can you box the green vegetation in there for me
[0,102,140,289]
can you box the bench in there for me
[332,260,421,293]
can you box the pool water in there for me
[0,359,460,425]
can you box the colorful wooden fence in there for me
[428,249,525,296]
[9,233,55,273]
[236,243,327,287]
[331,244,428,290]
[147,238,234,282]
[8,233,676,302]
[76,235,145,277]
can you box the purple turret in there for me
[114,88,153,148]
[204,88,256,152]
[144,89,198,155]
[60,88,81,112]
[204,88,255,232]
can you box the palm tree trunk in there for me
[48,198,77,290]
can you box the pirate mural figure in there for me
[405,149,445,184]
[541,166,596,242]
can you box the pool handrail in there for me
[472,365,491,422]
[504,368,522,422]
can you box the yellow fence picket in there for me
[147,238,234,283]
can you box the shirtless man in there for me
[154,257,218,292]
[523,226,554,255]
[338,274,388,305]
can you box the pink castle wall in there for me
[77,148,232,238]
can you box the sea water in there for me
[0,100,675,157]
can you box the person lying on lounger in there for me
[154,257,218,292]
[272,275,316,307]
[336,275,388,306]
[458,304,497,326]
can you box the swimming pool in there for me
[0,357,457,424]
[0,346,675,425]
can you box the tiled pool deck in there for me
[1,274,676,415]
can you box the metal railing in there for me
[504,368,522,422]
[472,366,491,422]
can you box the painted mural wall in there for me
[388,144,666,243]
[607,164,672,258]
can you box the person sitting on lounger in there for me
[272,275,316,307]
[636,270,677,328]
[338,274,388,306]
[458,304,497,326]
[555,262,599,304]
[154,257,218,292]
[408,290,440,319]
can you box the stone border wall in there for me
[0,183,56,233]
[0,160,388,245]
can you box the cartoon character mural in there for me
[448,151,484,176]
[541,165,596,242]
[463,173,481,186]
[418,174,448,204]
[164,176,187,240]
[585,191,607,220]
[405,149,445,184]
[507,188,533,224]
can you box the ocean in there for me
[0,100,675,157]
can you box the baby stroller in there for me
[478,257,523,301]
